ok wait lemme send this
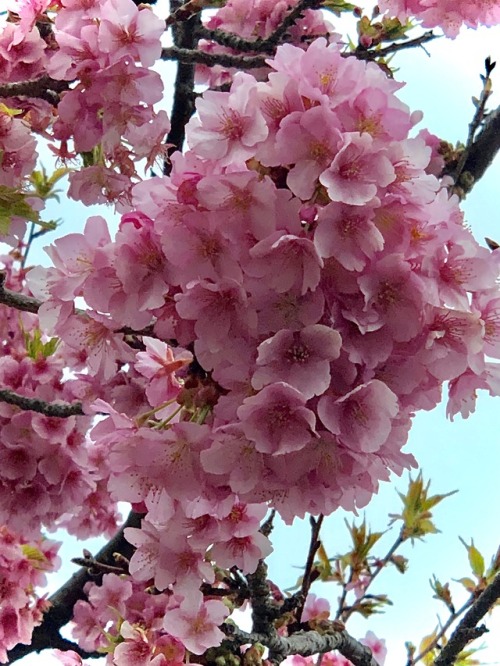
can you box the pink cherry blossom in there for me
[163,596,228,655]
[98,0,165,67]
[252,325,342,399]
[238,382,317,454]
[318,380,399,453]
[135,338,193,406]
[319,132,395,205]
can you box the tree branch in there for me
[432,571,500,666]
[0,272,41,313]
[454,105,500,196]
[442,58,499,198]
[294,514,324,624]
[7,511,142,663]
[198,0,321,54]
[161,45,267,69]
[0,75,70,105]
[0,388,84,417]
[223,623,380,666]
[163,0,200,174]
[352,31,437,61]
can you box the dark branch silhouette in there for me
[433,571,500,666]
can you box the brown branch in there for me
[453,105,500,197]
[247,559,281,633]
[161,45,267,69]
[0,272,41,313]
[432,571,500,666]
[223,623,380,666]
[0,75,70,105]
[0,388,84,417]
[446,58,498,198]
[0,273,156,340]
[294,514,324,624]
[198,0,321,55]
[352,30,437,61]
[164,0,200,174]
[7,511,142,663]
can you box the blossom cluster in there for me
[2,0,500,663]
[0,525,60,663]
[0,256,120,538]
[1,0,169,210]
[196,0,337,87]
[48,0,169,203]
[68,572,188,663]
[378,0,500,37]
[27,36,500,613]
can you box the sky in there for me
[10,3,500,665]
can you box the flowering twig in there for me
[448,57,497,197]
[294,514,325,624]
[161,45,267,68]
[223,623,380,666]
[337,528,406,622]
[0,273,157,340]
[431,570,500,666]
[7,511,143,663]
[352,30,437,61]
[198,0,321,54]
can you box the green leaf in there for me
[0,185,41,234]
[460,538,485,578]
[455,576,477,593]
[322,0,357,16]
[24,328,60,360]
[430,575,454,613]
[389,472,457,542]
[418,630,439,665]
[21,544,47,563]
[29,165,70,201]
[316,542,333,578]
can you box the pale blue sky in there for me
[12,5,500,665]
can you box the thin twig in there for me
[337,529,406,622]
[198,0,321,54]
[0,273,156,339]
[71,552,129,576]
[161,45,267,69]
[352,30,437,61]
[295,514,324,624]
[408,597,474,666]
